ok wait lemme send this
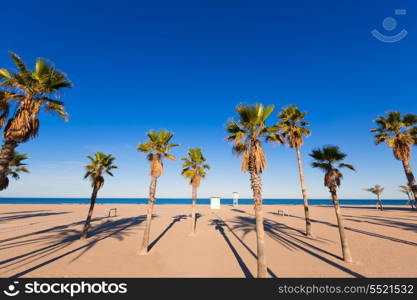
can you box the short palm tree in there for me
[226,103,275,278]
[268,105,312,236]
[0,150,29,190]
[310,145,355,263]
[371,112,417,203]
[0,52,72,188]
[81,152,117,239]
[138,130,179,254]
[399,184,416,209]
[181,148,210,236]
[364,184,384,210]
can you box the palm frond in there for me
[84,152,117,188]
[226,104,273,175]
[339,163,356,171]
[310,145,354,189]
[4,151,30,188]
[8,51,30,74]
[371,111,416,161]
[0,68,12,79]
[0,52,72,143]
[180,148,210,185]
[138,130,178,177]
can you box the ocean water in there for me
[0,197,409,206]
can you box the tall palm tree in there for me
[0,52,72,188]
[225,103,275,278]
[363,184,384,210]
[138,130,179,254]
[399,184,416,209]
[268,105,312,236]
[310,145,355,263]
[181,148,210,236]
[81,152,117,239]
[0,150,29,190]
[371,112,417,203]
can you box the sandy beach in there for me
[0,204,416,278]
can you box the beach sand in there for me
[0,204,416,278]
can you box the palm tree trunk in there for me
[190,185,197,236]
[405,194,410,206]
[408,192,416,209]
[377,195,383,210]
[140,175,157,254]
[296,145,312,236]
[80,186,98,239]
[0,139,18,190]
[249,169,268,278]
[329,187,353,263]
[402,159,417,203]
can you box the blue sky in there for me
[1,0,416,199]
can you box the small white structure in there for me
[210,197,221,209]
[232,192,239,207]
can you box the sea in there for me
[0,198,409,206]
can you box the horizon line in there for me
[0,196,407,200]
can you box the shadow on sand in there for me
[344,214,417,233]
[147,215,187,252]
[231,209,246,214]
[209,219,254,278]
[0,211,71,223]
[288,214,417,247]
[0,210,49,215]
[1,215,148,278]
[229,215,364,278]
[211,213,278,278]
[341,205,416,212]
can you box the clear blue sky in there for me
[1,0,416,199]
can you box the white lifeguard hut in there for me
[233,192,239,207]
[210,197,221,209]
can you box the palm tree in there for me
[138,130,179,254]
[399,184,416,209]
[268,105,312,236]
[81,152,117,239]
[363,184,384,210]
[371,112,417,203]
[0,150,29,190]
[225,103,275,278]
[310,145,355,263]
[181,148,210,236]
[0,52,72,188]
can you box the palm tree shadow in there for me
[69,216,149,262]
[212,213,278,278]
[193,213,203,233]
[344,214,417,233]
[0,210,49,215]
[2,216,147,278]
[209,219,253,278]
[147,214,187,252]
[231,209,246,214]
[0,216,108,248]
[289,215,417,247]
[342,205,415,212]
[268,212,332,242]
[0,211,71,223]
[230,215,365,278]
